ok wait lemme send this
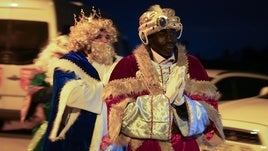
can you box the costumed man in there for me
[20,35,70,151]
[41,8,121,151]
[102,4,225,151]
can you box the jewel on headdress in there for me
[138,4,183,45]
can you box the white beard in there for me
[87,41,116,65]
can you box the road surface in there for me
[0,131,31,151]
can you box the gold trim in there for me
[103,44,189,99]
[198,101,225,146]
[185,79,220,99]
[134,45,163,95]
[109,98,134,145]
[175,44,189,70]
[102,77,146,100]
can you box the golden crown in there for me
[74,7,101,25]
[68,7,118,51]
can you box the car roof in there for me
[206,69,227,78]
[219,96,268,126]
[206,69,268,80]
[206,69,268,88]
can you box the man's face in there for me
[148,29,178,59]
[93,30,111,43]
[88,30,115,65]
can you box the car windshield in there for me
[0,19,48,65]
[213,75,268,100]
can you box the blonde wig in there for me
[68,9,118,52]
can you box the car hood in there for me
[219,96,268,126]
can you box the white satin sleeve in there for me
[173,95,210,137]
[65,79,104,114]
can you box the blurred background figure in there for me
[20,35,70,151]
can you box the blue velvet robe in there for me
[42,51,102,151]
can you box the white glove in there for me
[165,65,186,104]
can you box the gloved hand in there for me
[165,65,186,104]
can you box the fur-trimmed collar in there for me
[103,44,189,99]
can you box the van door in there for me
[0,0,57,120]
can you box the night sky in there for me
[56,0,268,61]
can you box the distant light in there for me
[10,2,18,7]
[250,131,258,134]
[69,2,84,6]
[250,129,259,134]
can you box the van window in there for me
[0,19,48,65]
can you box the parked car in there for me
[206,69,268,101]
[212,90,268,151]
[0,0,57,121]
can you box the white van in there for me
[0,0,57,121]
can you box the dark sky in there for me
[57,0,268,60]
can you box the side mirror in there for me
[259,86,268,96]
